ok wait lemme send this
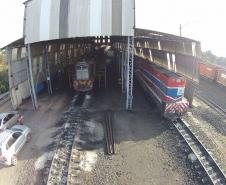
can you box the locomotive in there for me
[73,59,96,92]
[135,57,189,119]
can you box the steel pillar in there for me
[121,48,126,93]
[126,36,134,110]
[6,47,17,109]
[26,44,38,110]
[44,45,53,94]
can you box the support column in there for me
[126,36,134,110]
[121,46,126,93]
[26,44,38,110]
[6,47,17,109]
[44,45,53,94]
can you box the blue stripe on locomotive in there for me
[139,68,183,100]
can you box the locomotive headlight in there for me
[176,79,181,83]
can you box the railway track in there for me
[196,93,226,118]
[103,111,115,155]
[47,93,86,185]
[67,123,81,185]
[172,118,226,185]
[47,121,78,185]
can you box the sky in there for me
[0,0,24,48]
[0,0,225,57]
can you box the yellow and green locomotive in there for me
[73,59,96,92]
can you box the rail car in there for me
[216,68,226,86]
[135,57,189,119]
[73,59,96,92]
[199,62,226,87]
[199,62,219,81]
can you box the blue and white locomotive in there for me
[135,57,189,118]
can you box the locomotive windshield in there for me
[76,63,89,80]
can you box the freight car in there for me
[216,69,226,87]
[199,62,226,87]
[199,62,219,81]
[135,57,189,119]
[73,59,96,92]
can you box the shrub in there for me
[0,50,9,93]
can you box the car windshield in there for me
[11,128,23,132]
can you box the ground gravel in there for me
[184,97,226,173]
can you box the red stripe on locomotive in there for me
[140,61,186,87]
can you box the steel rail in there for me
[46,120,77,185]
[173,118,226,185]
[110,111,115,154]
[104,112,111,154]
[104,111,115,155]
[196,93,226,118]
[47,93,86,185]
[67,128,80,185]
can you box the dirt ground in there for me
[0,92,71,185]
[198,78,226,110]
[0,85,199,185]
[58,86,199,185]
[183,78,226,173]
[184,97,226,173]
[79,110,196,185]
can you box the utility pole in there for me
[180,24,182,37]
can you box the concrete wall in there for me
[7,47,30,109]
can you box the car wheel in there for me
[11,155,17,166]
[26,133,31,142]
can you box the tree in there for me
[202,50,226,68]
[0,50,9,93]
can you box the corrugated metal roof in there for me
[24,0,135,44]
[1,38,24,50]
[135,28,200,43]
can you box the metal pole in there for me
[121,42,125,93]
[26,44,38,110]
[6,47,17,109]
[126,36,134,110]
[180,24,182,37]
[134,0,136,30]
[44,45,53,94]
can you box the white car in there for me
[0,112,23,131]
[0,125,31,166]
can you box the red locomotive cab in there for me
[166,77,186,87]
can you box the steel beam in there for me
[121,49,126,93]
[44,45,53,94]
[26,44,38,110]
[126,36,134,110]
[6,47,17,109]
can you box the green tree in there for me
[0,50,9,93]
[202,50,226,68]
